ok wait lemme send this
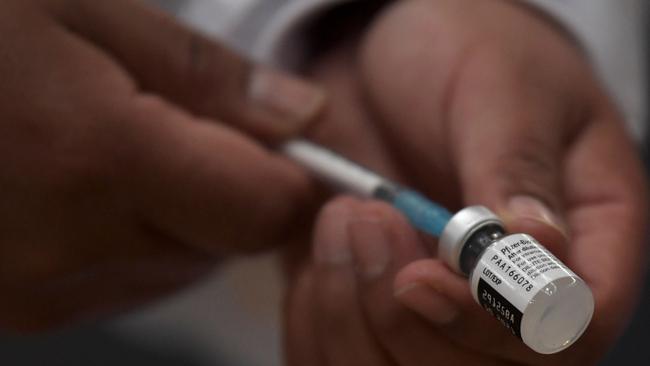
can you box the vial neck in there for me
[459,225,505,275]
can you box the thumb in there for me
[446,51,579,255]
[53,0,325,143]
[394,259,550,363]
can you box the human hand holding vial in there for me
[439,206,594,354]
[284,139,594,354]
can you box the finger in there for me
[394,259,552,364]
[444,43,590,258]
[310,197,394,366]
[360,0,585,256]
[438,90,648,364]
[3,4,314,259]
[115,95,315,254]
[51,0,325,143]
[349,201,509,365]
[285,266,324,366]
[560,111,649,359]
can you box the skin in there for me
[285,0,649,365]
[0,4,645,366]
[0,0,326,330]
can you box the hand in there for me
[0,0,325,330]
[287,197,524,365]
[285,0,649,364]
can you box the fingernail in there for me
[395,283,459,325]
[349,219,391,279]
[506,196,566,233]
[313,203,353,265]
[248,67,326,130]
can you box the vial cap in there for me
[439,206,504,275]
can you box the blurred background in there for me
[0,1,648,365]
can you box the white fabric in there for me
[147,0,257,36]
[253,0,361,66]
[146,0,273,53]
[175,0,259,36]
[148,0,647,142]
[524,0,647,140]
[257,0,647,140]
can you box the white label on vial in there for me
[470,234,577,339]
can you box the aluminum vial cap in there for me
[439,206,504,275]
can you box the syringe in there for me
[281,139,452,237]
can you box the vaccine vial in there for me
[439,206,594,354]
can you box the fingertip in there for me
[500,196,568,238]
[319,196,362,218]
[505,217,569,259]
[356,200,431,264]
[355,199,408,224]
[247,66,327,142]
[497,195,569,259]
[353,200,423,247]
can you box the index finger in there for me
[47,0,325,143]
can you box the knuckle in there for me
[497,136,561,206]
[182,33,248,111]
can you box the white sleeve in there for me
[256,0,647,140]
[253,0,363,67]
[521,0,647,140]
[147,0,269,53]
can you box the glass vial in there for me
[439,206,594,354]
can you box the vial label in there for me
[477,278,523,338]
[470,234,577,338]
